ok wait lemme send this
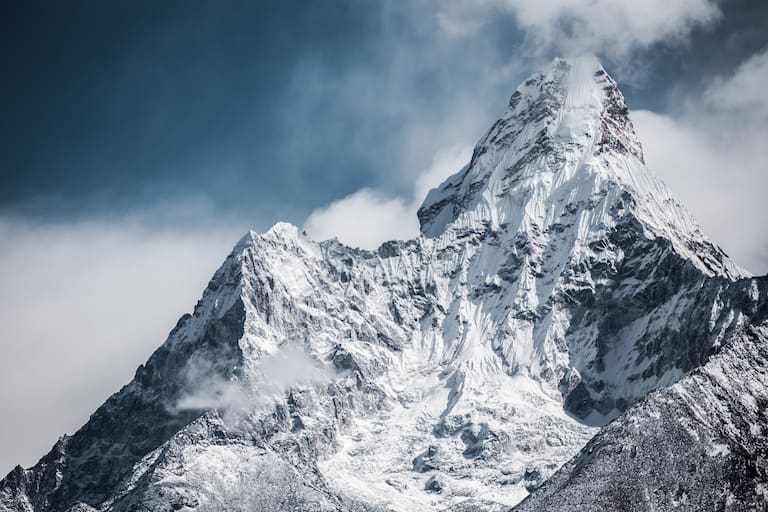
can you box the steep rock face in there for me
[514,278,768,511]
[1,57,765,511]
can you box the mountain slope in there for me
[514,278,768,511]
[1,57,765,512]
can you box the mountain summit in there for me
[420,56,743,278]
[2,57,766,512]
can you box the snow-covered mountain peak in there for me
[264,221,300,238]
[234,222,322,267]
[547,56,643,159]
[522,55,616,125]
[2,58,764,512]
[418,56,642,237]
[512,55,642,154]
[417,56,745,279]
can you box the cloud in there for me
[704,48,768,117]
[303,190,414,250]
[276,4,529,216]
[0,214,242,476]
[172,345,334,422]
[436,0,721,57]
[303,144,472,248]
[414,144,475,203]
[1,1,763,485]
[631,48,768,274]
[300,38,768,274]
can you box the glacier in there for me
[1,56,766,512]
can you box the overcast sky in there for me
[1,0,767,476]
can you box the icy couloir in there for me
[1,56,765,512]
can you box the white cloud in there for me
[302,189,415,249]
[303,144,472,249]
[0,216,242,476]
[704,49,768,117]
[172,345,333,424]
[631,48,768,274]
[436,0,720,56]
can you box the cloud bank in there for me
[303,144,472,249]
[632,48,768,274]
[0,215,241,475]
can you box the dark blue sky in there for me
[2,0,766,230]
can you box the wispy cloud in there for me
[171,345,335,423]
[631,47,768,274]
[435,0,721,57]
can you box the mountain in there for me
[1,56,765,512]
[515,278,768,511]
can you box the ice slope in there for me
[1,57,764,512]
